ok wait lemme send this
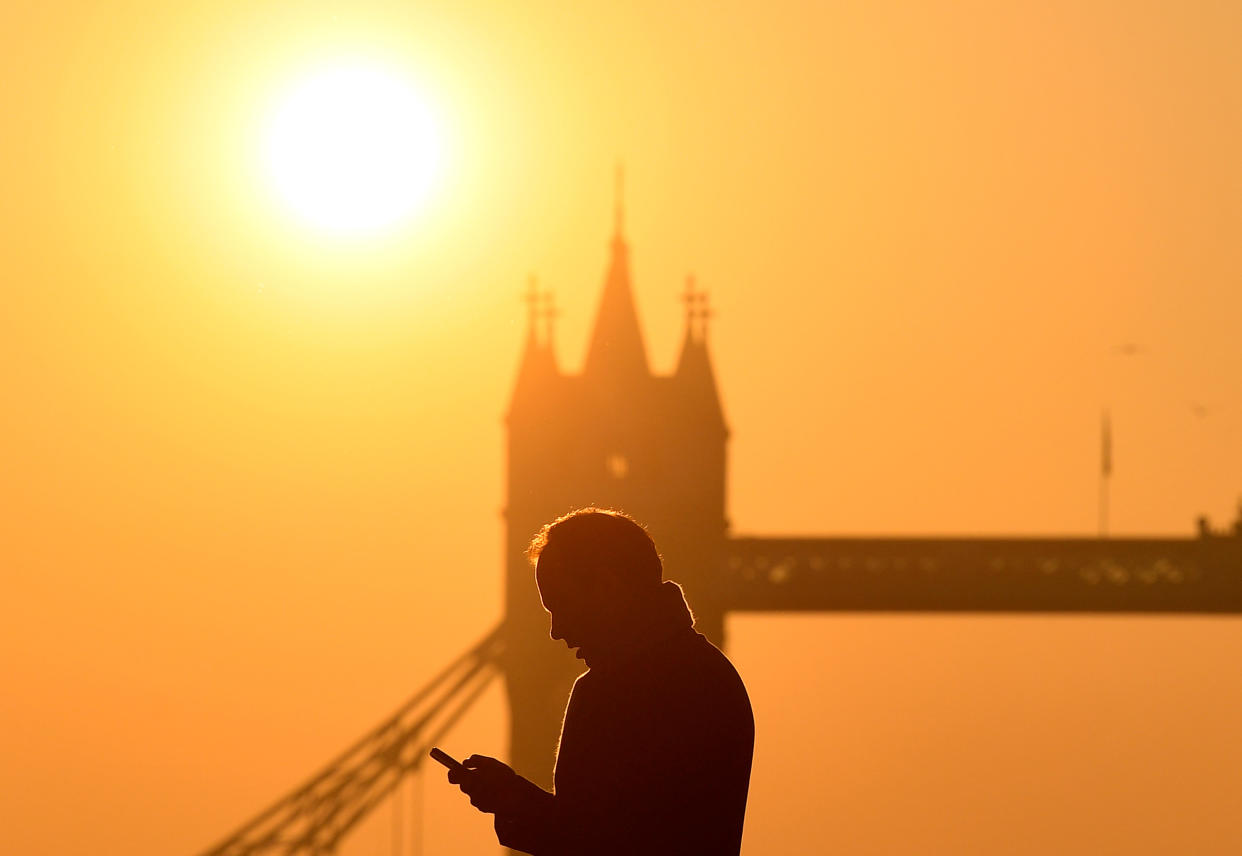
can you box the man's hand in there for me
[446,755,558,853]
[446,755,550,817]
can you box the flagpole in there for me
[1099,469,1109,538]
[1099,409,1112,538]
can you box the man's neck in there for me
[583,581,694,670]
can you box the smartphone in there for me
[429,747,466,773]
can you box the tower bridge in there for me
[198,194,1242,856]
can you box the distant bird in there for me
[1190,402,1210,419]
[1114,342,1148,356]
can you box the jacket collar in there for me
[583,580,695,671]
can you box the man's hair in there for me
[527,508,663,587]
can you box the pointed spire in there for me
[583,168,648,380]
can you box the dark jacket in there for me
[542,581,754,855]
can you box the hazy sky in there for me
[3,2,1240,854]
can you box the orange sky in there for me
[2,1,1240,854]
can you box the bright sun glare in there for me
[265,64,444,234]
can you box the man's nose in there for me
[548,616,563,641]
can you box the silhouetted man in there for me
[446,508,754,855]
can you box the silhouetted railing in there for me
[724,534,1242,612]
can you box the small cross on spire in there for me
[696,287,714,343]
[523,274,541,342]
[540,289,560,351]
[682,274,698,327]
[681,274,714,344]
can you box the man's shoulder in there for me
[578,630,750,712]
[673,630,745,679]
[652,632,752,712]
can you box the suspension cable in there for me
[196,621,505,856]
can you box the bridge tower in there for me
[503,178,729,787]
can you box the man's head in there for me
[527,508,663,660]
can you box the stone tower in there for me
[502,180,729,787]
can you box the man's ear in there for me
[596,565,649,608]
[573,563,612,600]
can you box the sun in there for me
[265,63,444,235]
